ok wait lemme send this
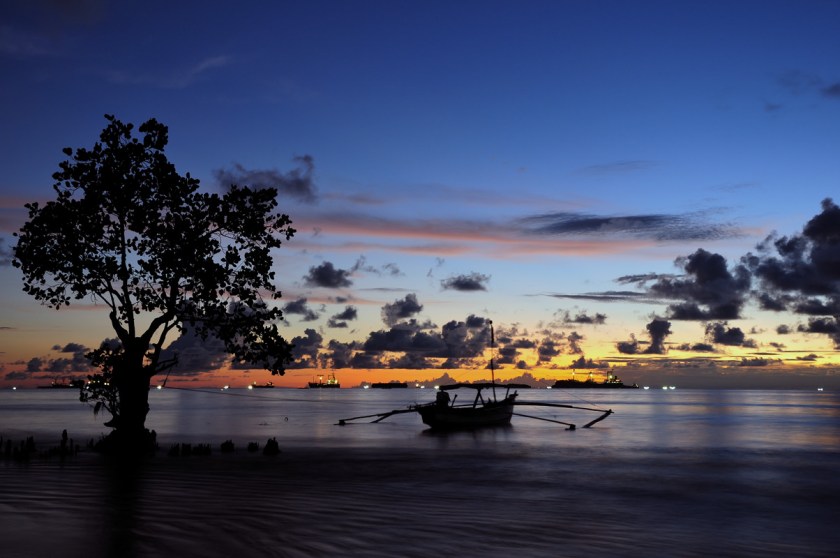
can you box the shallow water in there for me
[1,388,839,557]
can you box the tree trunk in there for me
[116,367,151,436]
[101,350,155,454]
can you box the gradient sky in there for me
[2,0,840,389]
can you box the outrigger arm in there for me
[581,408,613,428]
[336,408,416,425]
[512,412,577,430]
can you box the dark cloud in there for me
[511,338,536,349]
[616,324,671,355]
[363,323,446,354]
[214,155,317,203]
[616,335,640,354]
[26,357,43,372]
[381,293,423,327]
[303,261,352,289]
[322,339,357,369]
[388,353,434,369]
[705,322,754,347]
[441,272,490,292]
[282,298,320,322]
[637,249,751,320]
[797,317,840,342]
[569,355,609,369]
[776,324,791,335]
[676,342,716,352]
[797,353,820,361]
[645,318,672,354]
[555,310,606,325]
[567,331,584,354]
[546,291,661,304]
[466,314,487,328]
[327,305,358,328]
[496,344,519,365]
[160,327,228,375]
[744,198,840,347]
[440,317,491,359]
[537,338,562,362]
[286,328,323,369]
[349,351,384,369]
[519,211,739,242]
[738,358,777,367]
[32,342,94,374]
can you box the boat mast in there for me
[489,320,497,401]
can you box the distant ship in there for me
[249,381,274,389]
[37,378,85,389]
[308,373,340,389]
[552,373,638,389]
[369,382,408,389]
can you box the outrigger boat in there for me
[337,321,613,431]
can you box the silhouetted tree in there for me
[13,115,295,451]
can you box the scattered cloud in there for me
[160,327,228,375]
[519,211,739,242]
[303,261,352,288]
[617,318,672,355]
[215,155,317,203]
[381,293,423,327]
[744,198,840,347]
[569,355,609,369]
[282,298,320,322]
[441,272,490,292]
[350,256,402,277]
[624,248,752,320]
[287,328,323,368]
[327,305,358,328]
[705,322,755,347]
[554,310,606,325]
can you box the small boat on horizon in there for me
[37,378,85,389]
[551,372,639,390]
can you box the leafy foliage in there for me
[14,115,295,427]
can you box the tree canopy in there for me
[13,115,295,439]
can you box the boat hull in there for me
[416,398,515,430]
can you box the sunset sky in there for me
[2,0,840,389]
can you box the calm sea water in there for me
[1,387,838,557]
